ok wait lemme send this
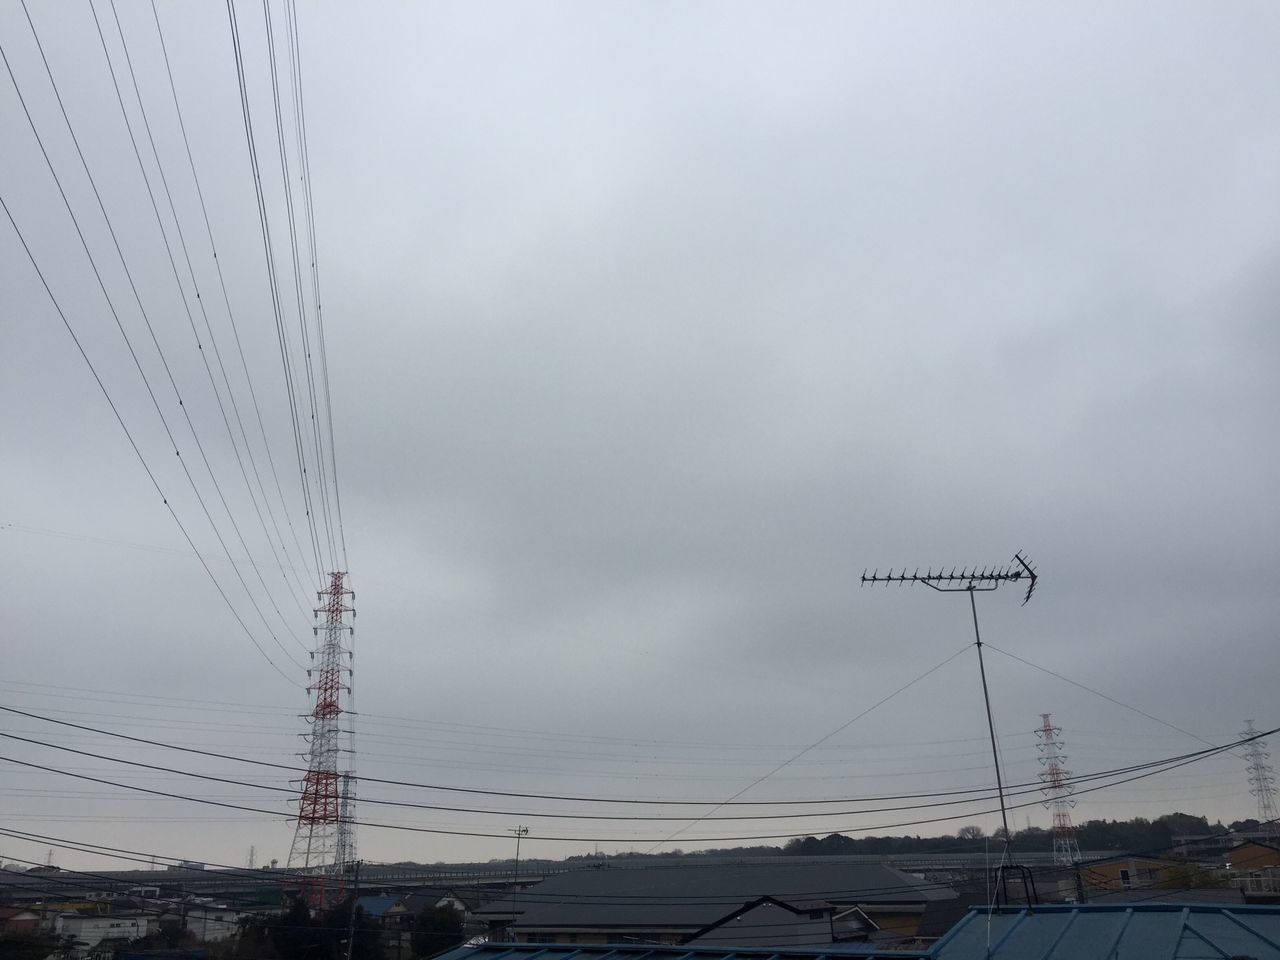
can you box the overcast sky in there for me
[1,1,1278,874]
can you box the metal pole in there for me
[510,826,528,940]
[969,587,1012,902]
[345,860,360,960]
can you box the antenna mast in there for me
[861,552,1038,903]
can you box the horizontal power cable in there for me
[0,725,1260,844]
[0,703,1248,810]
[0,729,1110,823]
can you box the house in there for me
[0,906,40,936]
[686,897,875,947]
[1222,845,1280,902]
[471,859,956,945]
[56,911,156,955]
[1225,840,1280,872]
[354,895,402,923]
[383,888,472,929]
[932,903,1280,960]
[1074,854,1186,893]
[172,904,242,943]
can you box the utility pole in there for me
[862,552,1038,905]
[509,826,529,940]
[345,860,361,960]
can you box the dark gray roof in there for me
[934,904,1280,960]
[474,861,954,932]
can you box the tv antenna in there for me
[861,551,1039,903]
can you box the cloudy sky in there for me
[1,1,1278,874]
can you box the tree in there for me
[1158,812,1211,837]
[957,826,985,840]
[411,906,464,959]
[1159,863,1228,890]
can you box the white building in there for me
[180,905,242,943]
[56,913,155,954]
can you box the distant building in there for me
[171,904,242,943]
[1225,840,1280,873]
[1074,854,1186,893]
[56,912,154,955]
[471,859,956,946]
[0,906,40,936]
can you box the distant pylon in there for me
[1242,720,1280,839]
[1036,713,1081,865]
[288,572,355,905]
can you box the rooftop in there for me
[934,904,1280,960]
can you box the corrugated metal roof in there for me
[433,942,923,960]
[933,904,1280,960]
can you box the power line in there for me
[224,0,325,582]
[147,0,320,609]
[283,0,346,571]
[6,702,1242,809]
[0,719,1263,844]
[260,0,337,575]
[647,644,971,851]
[984,643,1246,758]
[92,0,313,643]
[0,729,1131,824]
[0,187,296,689]
[5,6,306,676]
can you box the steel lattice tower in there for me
[336,772,357,867]
[288,572,355,900]
[1242,720,1280,838]
[1036,713,1081,865]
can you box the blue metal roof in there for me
[933,904,1280,960]
[435,904,1280,960]
[432,942,925,960]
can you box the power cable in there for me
[0,722,1261,844]
[2,703,1245,809]
[150,0,319,601]
[94,0,314,640]
[0,185,296,688]
[260,0,336,574]
[0,729,1131,824]
[647,644,970,851]
[5,8,306,676]
[984,643,1248,759]
[282,0,346,571]
[224,0,325,582]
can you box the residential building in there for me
[0,906,40,936]
[56,911,155,955]
[472,859,956,945]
